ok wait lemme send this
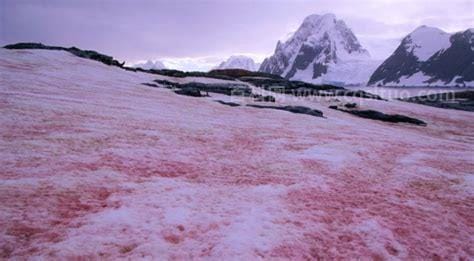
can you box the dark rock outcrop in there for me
[368,38,419,86]
[174,88,203,97]
[144,80,252,97]
[153,79,179,89]
[141,83,160,88]
[423,29,474,84]
[329,107,426,126]
[248,105,324,118]
[216,101,241,107]
[344,103,357,108]
[207,69,283,80]
[179,82,252,96]
[399,90,474,112]
[4,42,125,67]
[252,94,276,102]
[239,76,383,100]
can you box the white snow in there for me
[396,71,432,86]
[215,55,259,71]
[1,48,474,259]
[292,59,382,86]
[377,72,474,87]
[406,26,452,62]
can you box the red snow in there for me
[1,49,473,259]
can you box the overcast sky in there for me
[1,0,473,70]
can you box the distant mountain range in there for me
[259,13,473,87]
[368,26,474,87]
[215,55,259,71]
[132,60,166,70]
[131,14,472,87]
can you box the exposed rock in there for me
[240,76,342,92]
[252,94,276,102]
[247,105,323,118]
[148,69,234,80]
[179,82,252,96]
[399,90,474,112]
[239,76,382,99]
[174,88,203,97]
[208,69,283,80]
[141,83,160,88]
[344,103,357,108]
[4,42,125,67]
[328,90,384,100]
[216,101,241,107]
[330,107,426,126]
[145,80,252,97]
[153,79,179,89]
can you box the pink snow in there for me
[0,49,473,259]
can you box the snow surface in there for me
[406,26,451,62]
[1,49,474,259]
[374,72,474,87]
[292,59,382,86]
[215,55,258,71]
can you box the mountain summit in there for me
[259,13,377,85]
[216,55,258,71]
[368,26,474,86]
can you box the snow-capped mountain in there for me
[259,13,378,86]
[132,60,166,70]
[368,26,474,87]
[215,55,259,71]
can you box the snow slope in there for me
[291,59,382,86]
[1,49,474,259]
[215,55,258,71]
[407,26,451,62]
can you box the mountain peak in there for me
[299,13,340,34]
[216,55,258,71]
[369,25,473,86]
[404,25,451,62]
[260,13,372,84]
[410,25,447,36]
[302,13,336,25]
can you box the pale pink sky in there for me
[1,0,472,70]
